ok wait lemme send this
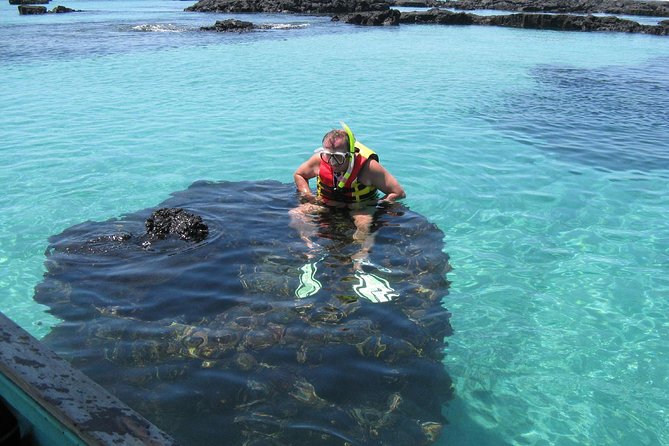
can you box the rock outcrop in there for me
[335,8,401,25]
[145,208,209,242]
[444,0,669,17]
[51,5,77,13]
[185,0,390,14]
[17,4,78,14]
[201,18,256,31]
[9,0,49,4]
[398,9,669,35]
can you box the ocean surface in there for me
[1,0,669,445]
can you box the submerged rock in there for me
[35,180,454,445]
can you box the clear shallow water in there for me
[1,1,669,445]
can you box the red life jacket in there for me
[317,142,379,205]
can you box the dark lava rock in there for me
[340,9,401,25]
[201,18,255,31]
[17,4,79,14]
[400,9,477,24]
[185,0,390,14]
[10,0,49,4]
[445,0,669,17]
[18,5,47,14]
[34,180,454,446]
[51,5,77,13]
[399,9,669,35]
[389,0,445,6]
[145,207,209,242]
[482,12,669,34]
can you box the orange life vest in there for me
[317,142,379,205]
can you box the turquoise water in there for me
[1,1,669,444]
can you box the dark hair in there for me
[322,129,349,151]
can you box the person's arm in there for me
[293,154,321,203]
[362,159,406,203]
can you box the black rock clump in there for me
[17,5,47,14]
[10,0,49,4]
[145,208,209,242]
[445,0,669,17]
[201,18,256,31]
[186,0,390,14]
[17,4,79,14]
[398,9,669,35]
[337,8,401,25]
[482,12,669,34]
[51,5,77,13]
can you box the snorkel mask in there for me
[337,121,356,189]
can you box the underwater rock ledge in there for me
[35,180,455,446]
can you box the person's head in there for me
[320,129,351,172]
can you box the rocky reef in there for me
[35,180,454,446]
[398,9,669,34]
[17,4,78,14]
[334,9,401,25]
[189,0,669,35]
[186,0,390,14]
[443,0,669,17]
[9,0,49,4]
[186,0,669,16]
[201,18,256,31]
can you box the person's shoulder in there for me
[364,157,386,173]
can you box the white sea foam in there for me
[127,23,186,33]
[258,23,310,30]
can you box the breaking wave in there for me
[258,23,310,30]
[125,23,187,33]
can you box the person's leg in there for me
[349,208,398,303]
[350,209,376,269]
[288,202,328,254]
[289,203,328,298]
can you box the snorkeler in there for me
[290,123,405,302]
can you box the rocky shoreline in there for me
[187,0,669,16]
[190,0,669,35]
[397,9,669,34]
[186,0,390,14]
[11,0,668,36]
[440,0,669,17]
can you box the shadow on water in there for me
[496,57,669,175]
[34,180,456,446]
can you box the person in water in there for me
[290,123,405,302]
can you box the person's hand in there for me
[376,199,390,209]
[299,191,316,204]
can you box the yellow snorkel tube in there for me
[337,121,356,189]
